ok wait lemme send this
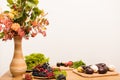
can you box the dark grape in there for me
[32,69,38,72]
[32,72,39,76]
[32,63,54,78]
[38,72,47,77]
[57,74,66,80]
[47,66,53,72]
[42,63,49,69]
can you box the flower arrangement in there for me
[0,0,49,41]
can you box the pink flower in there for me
[18,29,25,38]
[42,31,46,37]
[0,25,2,31]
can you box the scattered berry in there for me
[24,73,32,80]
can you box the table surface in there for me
[0,70,120,80]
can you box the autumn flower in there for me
[11,23,20,31]
[0,0,49,41]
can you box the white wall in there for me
[0,0,120,76]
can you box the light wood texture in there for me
[10,36,27,77]
[73,69,119,78]
[52,66,74,70]
[0,70,120,80]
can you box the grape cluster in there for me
[32,63,54,78]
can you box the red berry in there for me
[25,73,32,80]
[67,61,73,67]
[64,63,68,67]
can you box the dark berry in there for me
[38,72,47,77]
[57,63,61,67]
[42,63,48,69]
[57,74,66,80]
[47,66,53,72]
[60,62,65,66]
[32,72,39,76]
[32,69,38,72]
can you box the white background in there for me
[0,0,120,76]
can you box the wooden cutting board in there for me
[73,69,119,78]
[52,66,74,70]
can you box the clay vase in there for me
[10,36,27,77]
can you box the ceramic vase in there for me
[10,36,27,77]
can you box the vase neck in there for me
[14,36,22,42]
[13,36,23,58]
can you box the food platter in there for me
[73,69,119,78]
[23,72,55,79]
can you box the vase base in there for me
[12,75,23,80]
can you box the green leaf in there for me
[17,0,22,4]
[0,32,4,39]
[33,7,42,15]
[4,11,10,13]
[25,53,49,70]
[30,7,42,20]
[31,7,42,20]
[29,0,39,5]
[30,12,35,20]
[26,1,36,7]
[7,4,13,9]
[71,60,86,69]
[7,0,13,4]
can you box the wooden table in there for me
[0,70,120,80]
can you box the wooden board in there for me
[73,69,119,78]
[52,66,74,70]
